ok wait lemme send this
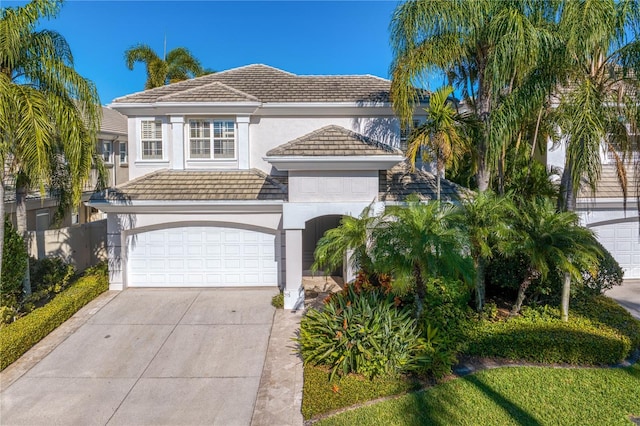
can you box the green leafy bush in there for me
[1,218,28,308]
[30,257,76,293]
[271,292,284,309]
[0,262,108,370]
[299,286,423,379]
[463,296,639,365]
[580,241,623,295]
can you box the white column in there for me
[237,116,250,170]
[170,116,185,170]
[106,213,124,291]
[284,228,304,310]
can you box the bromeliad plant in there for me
[299,285,423,380]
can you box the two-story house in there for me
[89,64,464,309]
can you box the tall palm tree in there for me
[460,191,516,312]
[372,198,472,317]
[125,44,211,90]
[554,0,640,212]
[508,198,600,316]
[390,0,559,192]
[406,85,471,200]
[0,0,100,294]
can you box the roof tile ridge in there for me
[114,168,169,190]
[249,63,297,76]
[112,72,221,103]
[250,168,288,193]
[156,81,260,102]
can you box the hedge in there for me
[463,296,640,365]
[0,263,108,371]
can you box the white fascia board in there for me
[576,197,637,210]
[257,102,427,117]
[85,199,283,214]
[264,155,404,171]
[108,102,261,116]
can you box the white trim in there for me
[86,199,284,213]
[265,155,403,171]
[136,117,168,162]
[186,119,237,161]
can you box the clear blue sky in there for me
[2,0,446,105]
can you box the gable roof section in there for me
[266,125,402,157]
[92,169,287,202]
[100,106,127,135]
[113,64,408,104]
[379,162,470,202]
[157,81,260,103]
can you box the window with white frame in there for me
[101,140,113,163]
[188,119,235,160]
[140,120,163,160]
[119,141,128,164]
[399,119,421,151]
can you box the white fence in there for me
[27,219,107,272]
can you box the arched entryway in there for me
[302,215,343,276]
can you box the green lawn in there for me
[315,363,640,426]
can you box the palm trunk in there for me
[436,171,441,201]
[16,183,31,296]
[561,272,571,322]
[0,182,4,281]
[511,267,540,316]
[476,72,492,193]
[413,263,426,318]
[559,166,576,212]
[474,257,486,312]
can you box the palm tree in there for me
[125,44,211,90]
[372,198,472,317]
[508,198,600,316]
[390,0,559,192]
[0,0,101,294]
[311,204,379,279]
[460,191,516,312]
[553,0,640,212]
[406,85,471,200]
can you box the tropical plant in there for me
[125,44,211,90]
[406,85,471,200]
[1,218,27,308]
[460,191,516,312]
[0,0,101,294]
[299,286,423,380]
[507,198,601,317]
[312,204,379,279]
[554,0,640,212]
[372,198,472,317]
[390,0,559,192]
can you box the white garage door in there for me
[593,220,640,279]
[127,226,278,287]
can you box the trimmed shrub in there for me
[271,292,284,309]
[1,218,28,308]
[30,257,76,293]
[463,296,638,365]
[0,263,108,370]
[299,286,423,380]
[581,241,623,295]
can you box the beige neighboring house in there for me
[4,106,128,231]
[88,64,467,309]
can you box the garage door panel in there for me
[593,221,640,279]
[127,226,277,287]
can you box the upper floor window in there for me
[101,140,113,163]
[119,141,128,164]
[189,119,235,160]
[141,120,163,160]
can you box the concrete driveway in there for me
[0,288,278,425]
[606,279,640,320]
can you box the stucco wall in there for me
[289,170,379,202]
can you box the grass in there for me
[314,363,640,425]
[303,365,420,420]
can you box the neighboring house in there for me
[4,106,128,231]
[89,64,465,309]
[546,144,640,279]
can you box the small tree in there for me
[1,218,27,307]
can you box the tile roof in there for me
[92,169,287,202]
[113,64,422,104]
[100,106,127,135]
[379,162,470,202]
[157,81,260,103]
[578,164,639,199]
[266,125,402,157]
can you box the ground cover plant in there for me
[0,262,108,370]
[313,363,640,425]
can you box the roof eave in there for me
[265,155,404,171]
[108,102,261,116]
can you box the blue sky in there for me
[2,0,445,105]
